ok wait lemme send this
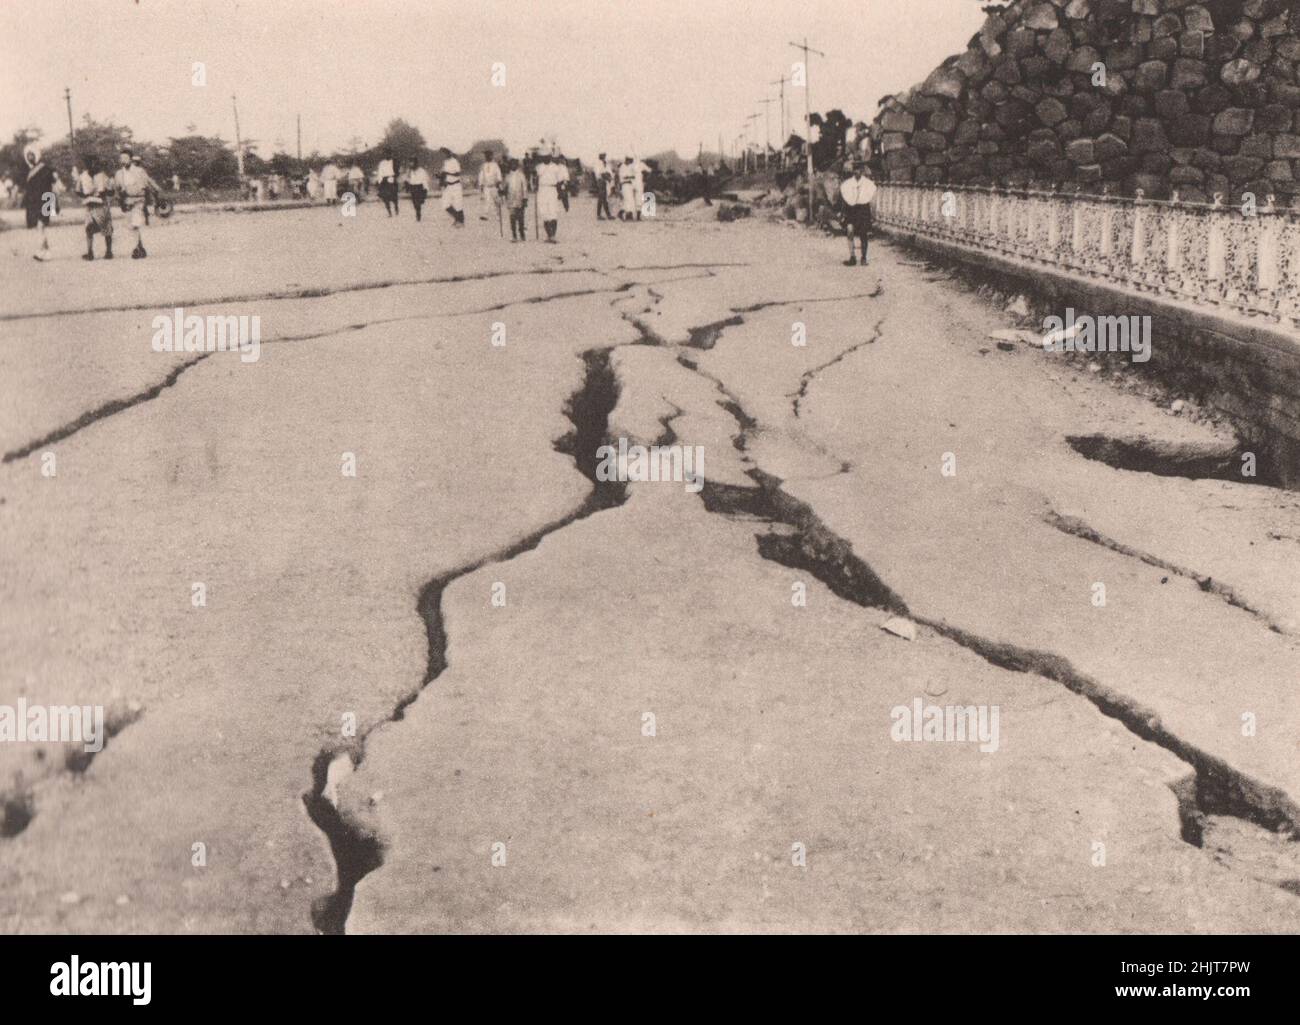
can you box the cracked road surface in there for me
[2,199,1298,933]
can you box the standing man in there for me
[618,156,637,221]
[78,156,113,260]
[113,147,151,259]
[839,162,876,267]
[439,147,464,227]
[504,158,528,242]
[321,162,341,204]
[594,153,614,221]
[477,150,502,222]
[535,153,563,242]
[555,154,570,213]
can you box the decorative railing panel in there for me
[874,183,1300,328]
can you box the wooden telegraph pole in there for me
[788,37,825,221]
[232,95,245,179]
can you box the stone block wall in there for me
[872,0,1300,203]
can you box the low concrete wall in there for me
[878,223,1300,487]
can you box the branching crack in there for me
[302,346,628,934]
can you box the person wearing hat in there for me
[839,162,876,267]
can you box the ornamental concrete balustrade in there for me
[875,183,1300,328]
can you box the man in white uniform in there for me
[439,148,464,227]
[477,150,503,223]
[618,156,637,221]
[535,153,563,242]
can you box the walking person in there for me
[21,145,59,261]
[504,158,528,242]
[594,153,614,221]
[839,162,877,266]
[407,161,430,221]
[77,155,113,260]
[439,148,464,227]
[555,154,570,213]
[131,153,163,224]
[376,151,400,216]
[113,147,151,259]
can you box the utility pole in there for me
[789,37,825,222]
[64,87,75,147]
[770,75,790,163]
[232,94,245,179]
[296,114,302,162]
[745,114,760,174]
[758,98,776,168]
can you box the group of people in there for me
[14,135,877,264]
[363,146,581,244]
[371,146,467,225]
[594,154,649,221]
[17,144,158,261]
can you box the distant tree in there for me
[378,118,428,168]
[268,151,304,177]
[161,134,239,188]
[43,116,139,178]
[243,149,271,176]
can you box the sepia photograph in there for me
[1,0,1297,1008]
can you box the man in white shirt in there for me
[477,150,503,222]
[535,153,564,242]
[407,162,431,221]
[439,148,464,227]
[618,157,637,221]
[839,163,877,266]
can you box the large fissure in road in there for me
[675,306,1300,901]
[302,343,630,934]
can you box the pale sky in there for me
[1,0,984,164]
